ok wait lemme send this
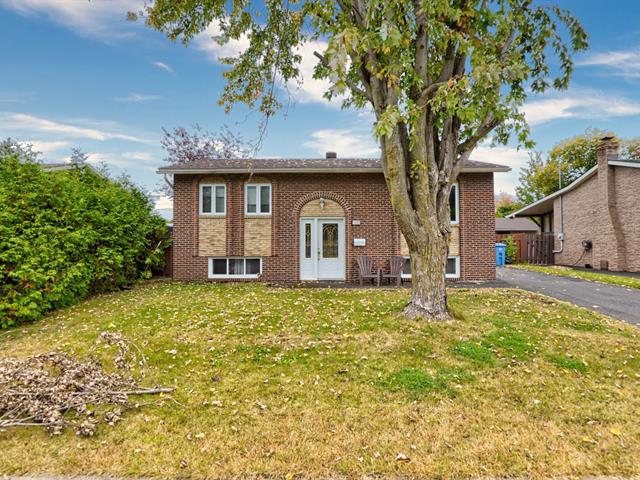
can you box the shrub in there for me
[0,148,170,328]
[503,235,519,264]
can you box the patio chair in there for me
[382,256,405,286]
[356,255,380,286]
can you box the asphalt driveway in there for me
[497,267,640,325]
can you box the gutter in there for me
[156,166,511,175]
[163,173,174,190]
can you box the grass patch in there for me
[512,264,640,290]
[452,340,495,366]
[549,355,588,373]
[379,367,472,397]
[1,282,639,477]
[482,330,537,361]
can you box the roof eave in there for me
[509,165,598,218]
[157,166,511,175]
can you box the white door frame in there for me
[299,217,345,281]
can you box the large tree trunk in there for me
[403,226,450,321]
[381,126,455,322]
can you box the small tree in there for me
[495,192,521,218]
[159,125,251,197]
[516,129,640,204]
[141,0,587,320]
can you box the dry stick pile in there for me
[0,332,173,436]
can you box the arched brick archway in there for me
[292,191,352,218]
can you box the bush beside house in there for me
[503,235,519,264]
[0,150,169,328]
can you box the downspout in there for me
[553,161,564,254]
[552,195,564,253]
[163,173,174,191]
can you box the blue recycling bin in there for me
[496,243,507,266]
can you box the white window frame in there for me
[401,255,460,279]
[450,183,459,225]
[245,184,272,216]
[208,257,262,279]
[200,184,226,216]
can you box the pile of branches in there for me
[0,332,172,436]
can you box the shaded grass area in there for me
[512,264,640,290]
[1,281,639,478]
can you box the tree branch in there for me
[456,112,500,155]
[313,51,371,100]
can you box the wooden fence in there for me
[496,232,555,265]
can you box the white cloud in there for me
[194,22,337,107]
[193,21,251,62]
[85,151,156,173]
[0,0,144,41]
[0,112,150,144]
[152,61,173,73]
[578,49,640,78]
[20,140,71,157]
[114,93,162,103]
[471,143,530,195]
[522,89,640,126]
[0,91,35,103]
[154,195,172,210]
[303,129,379,157]
[122,151,156,162]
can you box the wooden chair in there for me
[382,256,405,286]
[356,256,380,286]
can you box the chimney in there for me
[597,135,627,270]
[325,151,337,159]
[597,135,619,170]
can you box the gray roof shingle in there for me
[158,157,510,174]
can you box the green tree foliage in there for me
[516,129,640,204]
[0,141,170,328]
[139,0,587,320]
[495,192,521,218]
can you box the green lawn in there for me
[511,264,640,289]
[1,281,639,478]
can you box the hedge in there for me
[0,154,170,328]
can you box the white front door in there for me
[299,218,345,280]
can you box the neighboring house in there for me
[159,154,509,283]
[495,218,539,236]
[511,136,640,272]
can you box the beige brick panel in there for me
[244,218,272,256]
[300,199,345,217]
[449,225,460,256]
[199,217,226,256]
[400,225,459,257]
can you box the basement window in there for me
[208,257,262,279]
[401,256,460,279]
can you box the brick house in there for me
[159,155,509,283]
[511,136,640,272]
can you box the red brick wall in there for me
[172,175,208,280]
[459,173,497,281]
[554,166,640,272]
[172,172,496,282]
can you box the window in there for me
[208,257,262,279]
[245,184,271,215]
[401,256,460,279]
[200,184,226,215]
[449,183,459,224]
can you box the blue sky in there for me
[1,0,640,212]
